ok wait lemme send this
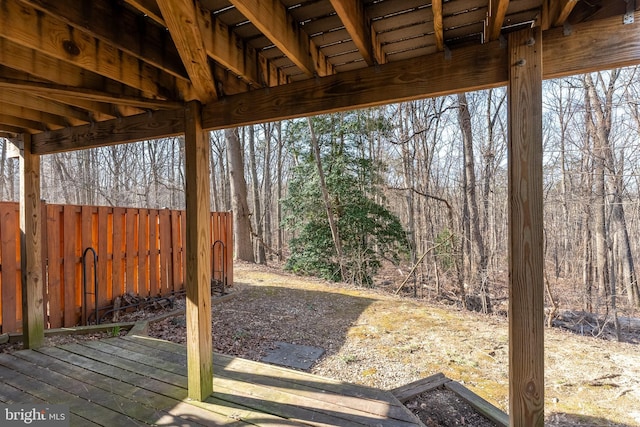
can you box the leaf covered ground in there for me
[147,262,640,426]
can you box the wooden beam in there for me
[488,0,510,41]
[0,78,179,109]
[0,0,192,100]
[0,113,46,133]
[123,0,165,27]
[330,0,376,65]
[0,38,149,101]
[20,0,188,80]
[202,38,507,130]
[432,0,445,51]
[183,100,212,401]
[31,107,185,154]
[157,0,218,102]
[229,0,332,77]
[31,10,640,152]
[508,26,544,426]
[0,90,88,126]
[0,103,65,130]
[196,10,261,86]
[18,134,44,349]
[543,0,578,29]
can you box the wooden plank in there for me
[445,381,509,427]
[508,27,545,427]
[390,373,450,402]
[149,209,159,296]
[329,0,375,66]
[156,0,218,102]
[171,210,183,292]
[19,134,43,347]
[0,359,143,426]
[125,208,137,295]
[0,203,18,334]
[0,352,204,426]
[229,0,331,77]
[62,341,188,387]
[81,205,94,325]
[159,208,171,295]
[226,213,234,285]
[97,206,110,305]
[183,100,213,401]
[38,345,188,399]
[138,208,149,296]
[46,205,63,328]
[62,205,77,327]
[112,207,125,299]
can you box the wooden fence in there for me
[0,202,233,334]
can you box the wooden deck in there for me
[0,335,424,426]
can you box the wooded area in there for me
[2,68,640,328]
[0,202,232,334]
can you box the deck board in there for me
[0,335,423,427]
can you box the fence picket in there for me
[0,202,232,334]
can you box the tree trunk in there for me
[225,127,255,262]
[307,117,345,281]
[247,125,265,264]
[458,92,490,313]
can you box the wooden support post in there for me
[508,27,544,426]
[18,134,44,349]
[184,100,213,401]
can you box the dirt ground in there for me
[146,262,640,427]
[3,262,639,426]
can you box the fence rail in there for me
[0,202,233,334]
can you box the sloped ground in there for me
[147,262,640,427]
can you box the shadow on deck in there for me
[0,334,423,426]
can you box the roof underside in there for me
[0,0,637,152]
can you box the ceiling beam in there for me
[157,0,218,102]
[32,10,640,154]
[0,78,180,109]
[32,107,185,154]
[329,0,376,65]
[20,0,188,80]
[0,0,192,100]
[547,0,579,27]
[488,0,510,41]
[230,0,333,77]
[0,38,149,101]
[123,0,165,27]
[0,90,88,126]
[432,0,445,51]
[0,102,66,130]
[0,113,44,133]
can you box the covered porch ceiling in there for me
[3,1,640,427]
[0,0,638,150]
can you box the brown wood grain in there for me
[0,203,18,334]
[45,205,62,329]
[184,100,213,401]
[18,135,45,348]
[62,205,77,327]
[508,27,545,427]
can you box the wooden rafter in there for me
[548,0,579,27]
[329,0,376,65]
[19,0,188,80]
[0,113,43,133]
[230,0,333,77]
[0,90,87,126]
[0,39,147,101]
[432,0,445,51]
[0,0,192,100]
[157,0,218,102]
[0,102,66,130]
[488,0,511,41]
[123,0,165,27]
[31,10,640,152]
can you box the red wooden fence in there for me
[0,202,233,334]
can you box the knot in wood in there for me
[62,39,80,56]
